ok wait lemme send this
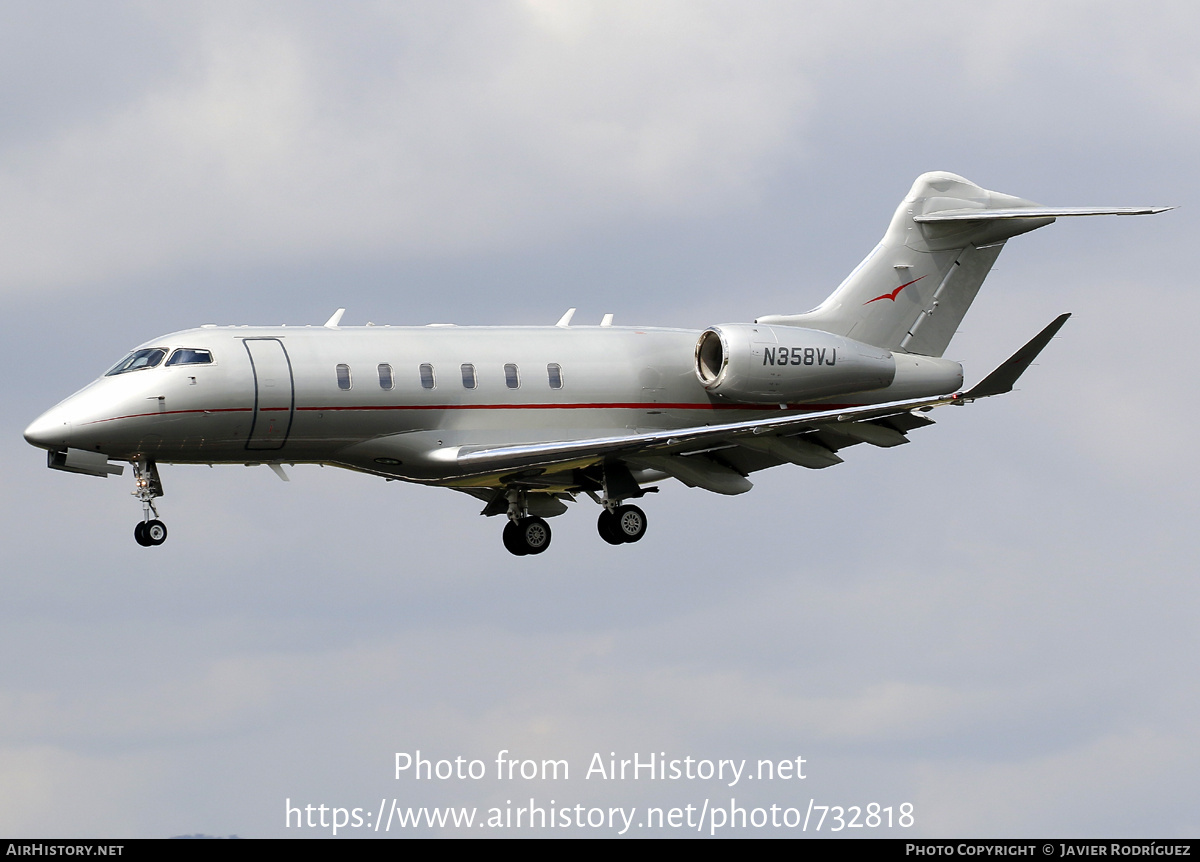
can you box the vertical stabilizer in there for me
[757,173,1055,357]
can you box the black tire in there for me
[145,519,168,546]
[519,517,552,555]
[597,510,624,545]
[502,520,529,556]
[134,522,151,547]
[613,505,647,543]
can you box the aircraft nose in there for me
[24,409,70,450]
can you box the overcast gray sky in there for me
[1,0,1197,837]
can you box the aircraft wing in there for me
[456,394,947,472]
[451,315,1071,495]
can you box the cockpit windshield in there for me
[166,348,213,366]
[105,348,167,376]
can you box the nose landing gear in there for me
[134,519,168,547]
[131,459,167,547]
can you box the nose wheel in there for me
[131,459,168,547]
[134,519,168,547]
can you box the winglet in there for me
[324,308,346,329]
[960,313,1071,401]
[556,308,576,327]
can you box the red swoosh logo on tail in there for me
[865,274,926,304]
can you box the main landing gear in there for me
[131,459,167,548]
[597,504,648,545]
[496,483,650,555]
[591,461,650,547]
[501,489,553,556]
[502,517,552,556]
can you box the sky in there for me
[1,0,1197,838]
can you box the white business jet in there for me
[24,173,1170,555]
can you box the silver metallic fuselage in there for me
[23,323,962,488]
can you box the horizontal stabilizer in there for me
[915,206,1173,223]
[960,313,1071,400]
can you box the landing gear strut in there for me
[501,488,552,556]
[590,461,650,546]
[131,459,167,547]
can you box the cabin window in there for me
[504,363,520,389]
[105,348,167,376]
[378,363,394,390]
[547,363,563,390]
[461,363,477,390]
[419,363,436,390]
[166,348,213,367]
[336,364,352,390]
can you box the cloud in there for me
[5,2,1196,297]
[0,2,827,294]
[915,728,1200,836]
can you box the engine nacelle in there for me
[695,324,897,403]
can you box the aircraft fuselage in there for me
[24,322,960,486]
